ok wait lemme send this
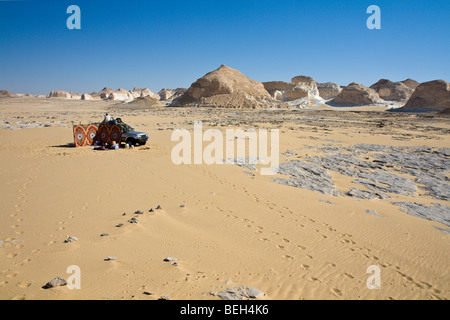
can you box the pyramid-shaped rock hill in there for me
[172,65,277,109]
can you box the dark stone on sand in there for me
[163,257,179,262]
[64,236,78,243]
[217,286,265,300]
[347,188,389,200]
[43,277,67,289]
[128,218,139,224]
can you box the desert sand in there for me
[0,97,449,300]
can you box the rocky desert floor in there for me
[0,97,449,300]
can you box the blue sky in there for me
[0,0,449,95]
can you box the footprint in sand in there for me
[300,264,310,270]
[282,255,294,260]
[331,288,343,297]
[17,282,32,288]
[308,277,321,282]
[6,272,18,278]
[15,259,31,267]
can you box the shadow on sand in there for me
[50,142,76,148]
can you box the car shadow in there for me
[50,142,76,148]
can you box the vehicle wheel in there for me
[140,141,147,146]
[126,138,136,146]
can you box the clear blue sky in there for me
[1,0,449,95]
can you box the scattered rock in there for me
[163,257,179,262]
[116,223,124,228]
[143,291,155,296]
[159,296,170,300]
[149,208,154,212]
[44,277,67,289]
[217,286,265,300]
[245,286,266,299]
[156,205,163,210]
[100,233,109,237]
[105,256,117,261]
[128,218,139,224]
[135,210,144,214]
[64,236,78,243]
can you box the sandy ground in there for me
[0,97,449,300]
